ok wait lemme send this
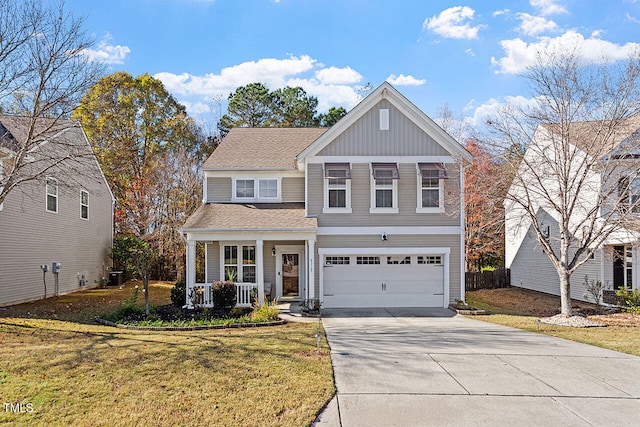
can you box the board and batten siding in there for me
[317,100,451,157]
[307,162,461,228]
[0,174,112,306]
[315,234,463,304]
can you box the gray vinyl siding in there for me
[317,100,451,157]
[0,168,112,306]
[316,234,463,304]
[281,177,305,202]
[207,177,231,202]
[308,162,461,227]
[510,216,602,303]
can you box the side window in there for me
[370,163,399,213]
[324,163,351,212]
[46,178,58,213]
[81,190,89,219]
[417,163,447,212]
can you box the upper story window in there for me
[324,163,352,213]
[417,163,447,213]
[618,176,640,214]
[233,178,279,202]
[370,163,399,213]
[46,177,58,213]
[80,190,89,220]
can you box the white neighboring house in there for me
[0,116,114,306]
[505,117,640,303]
[181,82,473,309]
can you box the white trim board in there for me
[317,226,462,235]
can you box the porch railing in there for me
[186,282,258,308]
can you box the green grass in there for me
[466,288,640,357]
[0,282,335,426]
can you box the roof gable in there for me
[296,82,472,161]
[203,127,327,170]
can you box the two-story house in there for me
[0,116,114,306]
[505,116,640,303]
[181,82,472,309]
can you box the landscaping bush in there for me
[615,288,640,314]
[171,280,186,307]
[251,299,280,322]
[212,281,237,309]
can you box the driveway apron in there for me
[314,308,640,427]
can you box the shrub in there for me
[251,299,280,322]
[615,288,640,314]
[171,280,186,307]
[212,281,237,309]
[104,285,146,322]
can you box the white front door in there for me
[275,246,305,299]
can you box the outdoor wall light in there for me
[272,247,276,256]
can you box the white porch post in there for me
[186,239,196,307]
[308,239,315,300]
[256,239,265,304]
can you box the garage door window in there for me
[326,256,350,265]
[418,255,442,265]
[387,256,411,264]
[357,256,380,265]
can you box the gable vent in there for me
[379,109,389,131]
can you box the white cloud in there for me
[81,35,130,64]
[516,13,558,36]
[315,66,362,85]
[492,30,640,74]
[155,55,365,116]
[423,6,482,40]
[386,74,426,86]
[465,48,476,57]
[530,0,567,16]
[493,9,510,17]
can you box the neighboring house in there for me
[181,82,472,309]
[505,117,640,303]
[0,116,113,306]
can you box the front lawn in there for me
[466,287,640,357]
[0,282,335,426]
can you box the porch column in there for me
[256,239,265,304]
[308,239,315,300]
[185,239,196,308]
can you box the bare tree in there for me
[0,0,104,205]
[495,46,640,316]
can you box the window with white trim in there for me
[235,179,254,199]
[370,163,399,212]
[46,177,58,213]
[324,163,351,212]
[80,190,89,219]
[233,178,279,201]
[258,179,277,198]
[223,244,256,283]
[618,176,640,214]
[417,163,446,212]
[325,256,350,265]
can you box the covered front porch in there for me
[181,203,318,309]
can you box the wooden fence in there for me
[465,268,511,291]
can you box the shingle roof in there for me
[182,203,317,231]
[203,127,328,170]
[0,115,81,153]
[541,115,640,157]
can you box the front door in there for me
[281,253,300,297]
[275,245,305,299]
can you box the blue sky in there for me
[67,0,640,133]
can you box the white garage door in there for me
[322,254,445,308]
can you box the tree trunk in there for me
[559,272,572,316]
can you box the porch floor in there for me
[276,302,322,324]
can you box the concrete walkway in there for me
[314,308,640,427]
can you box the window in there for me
[418,255,442,265]
[46,178,58,213]
[326,256,350,265]
[357,256,380,265]
[619,177,640,214]
[387,256,411,265]
[324,163,351,212]
[223,245,256,283]
[258,179,277,199]
[417,163,447,212]
[234,178,279,201]
[235,179,254,199]
[379,109,389,130]
[80,191,89,219]
[370,163,399,212]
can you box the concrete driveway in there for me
[314,308,640,427]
